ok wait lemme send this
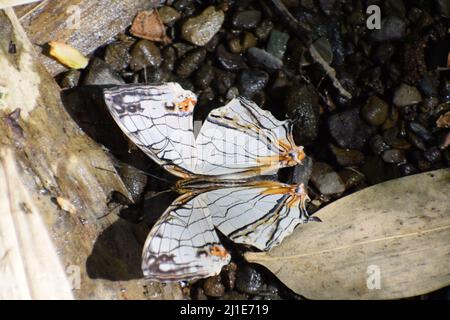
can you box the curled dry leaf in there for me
[130,10,171,44]
[48,41,88,69]
[436,111,450,128]
[245,169,450,300]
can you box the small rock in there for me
[231,10,262,29]
[371,16,407,42]
[216,44,247,71]
[254,20,273,40]
[370,134,391,155]
[181,6,224,46]
[313,37,333,64]
[407,131,427,151]
[194,63,215,89]
[130,40,162,71]
[228,37,242,53]
[327,108,371,150]
[361,96,389,126]
[59,70,80,88]
[382,149,406,164]
[361,156,387,185]
[285,85,320,145]
[130,10,170,43]
[172,42,194,58]
[161,46,177,71]
[242,32,258,51]
[338,168,365,190]
[192,287,208,300]
[176,48,206,78]
[247,47,283,70]
[104,41,132,71]
[221,262,237,290]
[226,87,239,100]
[238,68,269,98]
[82,58,124,85]
[203,275,226,298]
[310,162,346,195]
[214,69,236,95]
[157,6,181,25]
[290,156,313,185]
[423,147,441,163]
[329,144,365,167]
[436,111,450,128]
[235,265,264,295]
[319,0,337,15]
[408,122,433,142]
[373,43,396,64]
[219,292,249,300]
[399,163,419,176]
[393,84,423,107]
[266,29,289,59]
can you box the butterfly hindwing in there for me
[142,193,231,282]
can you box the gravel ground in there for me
[59,0,450,300]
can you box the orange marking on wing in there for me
[175,97,196,112]
[210,245,229,259]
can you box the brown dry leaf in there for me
[48,41,88,69]
[245,169,450,300]
[436,111,450,128]
[130,10,171,44]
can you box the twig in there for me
[270,0,352,100]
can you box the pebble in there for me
[266,30,289,59]
[407,131,427,151]
[327,108,371,150]
[373,43,396,64]
[310,162,346,195]
[219,292,249,300]
[192,287,208,300]
[157,6,181,25]
[231,10,262,29]
[408,122,433,142]
[215,44,247,71]
[235,265,264,295]
[59,70,80,88]
[221,262,237,290]
[238,68,269,98]
[393,84,423,107]
[181,6,224,46]
[130,40,162,71]
[361,96,389,126]
[82,58,124,85]
[371,16,407,42]
[319,0,337,15]
[338,168,365,190]
[313,37,333,64]
[226,87,239,100]
[361,156,387,185]
[202,275,226,298]
[370,134,391,155]
[423,147,441,163]
[176,48,206,78]
[247,47,283,70]
[329,144,365,167]
[161,46,177,71]
[382,149,406,164]
[214,69,236,95]
[254,20,273,40]
[399,163,419,176]
[194,63,215,89]
[285,84,320,145]
[290,156,313,185]
[104,41,132,71]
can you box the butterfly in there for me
[104,82,316,282]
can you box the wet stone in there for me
[408,122,433,142]
[192,287,208,300]
[327,108,371,150]
[254,20,273,40]
[266,30,289,59]
[423,147,441,163]
[238,68,269,99]
[371,16,407,42]
[216,44,247,71]
[194,63,214,89]
[370,134,391,155]
[226,87,239,100]
[161,46,177,71]
[130,40,162,71]
[247,47,283,71]
[338,168,365,190]
[361,96,389,126]
[310,162,346,195]
[82,58,124,85]
[373,43,396,64]
[104,41,132,71]
[407,131,427,151]
[181,6,224,46]
[329,144,365,167]
[382,149,406,164]
[202,275,226,298]
[235,265,264,295]
[399,163,419,176]
[290,156,313,185]
[231,10,262,29]
[176,48,206,78]
[214,69,236,95]
[221,262,237,291]
[59,70,80,88]
[285,84,320,145]
[157,6,181,25]
[393,84,423,107]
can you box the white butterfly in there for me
[104,83,315,282]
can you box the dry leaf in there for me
[48,41,88,69]
[245,169,450,300]
[130,10,171,44]
[436,111,450,128]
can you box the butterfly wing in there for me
[200,181,312,251]
[104,83,198,178]
[142,193,231,282]
[195,97,305,178]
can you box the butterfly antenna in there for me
[92,165,175,184]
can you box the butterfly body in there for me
[104,83,316,282]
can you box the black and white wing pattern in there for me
[203,181,312,251]
[104,83,198,178]
[195,97,305,177]
[142,193,231,282]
